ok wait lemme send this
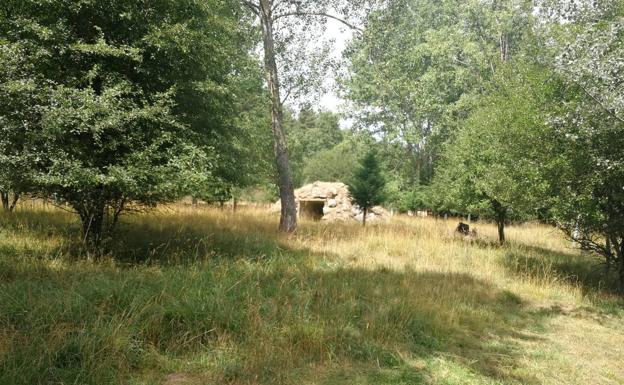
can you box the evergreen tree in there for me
[348,152,386,226]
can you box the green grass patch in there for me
[1,208,622,384]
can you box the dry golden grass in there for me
[0,204,623,385]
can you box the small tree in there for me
[431,63,554,244]
[348,152,386,226]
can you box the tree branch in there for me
[279,83,300,105]
[272,0,286,13]
[273,11,363,32]
[242,0,260,15]
[556,64,624,125]
[51,200,78,214]
[577,83,624,125]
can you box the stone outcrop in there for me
[272,181,388,222]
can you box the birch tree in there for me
[241,0,370,233]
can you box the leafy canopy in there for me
[0,0,255,245]
[431,62,556,221]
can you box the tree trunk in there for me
[259,0,297,233]
[618,238,624,292]
[79,204,106,251]
[1,192,8,211]
[406,142,420,185]
[605,235,614,267]
[82,215,104,249]
[497,219,505,245]
[362,207,367,227]
[9,193,19,212]
[491,200,507,245]
[500,33,509,62]
[108,199,125,235]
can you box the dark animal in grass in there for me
[456,222,478,238]
[456,222,470,235]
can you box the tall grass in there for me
[0,205,622,385]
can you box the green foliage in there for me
[544,4,624,282]
[200,58,274,204]
[348,152,386,224]
[301,138,365,185]
[343,0,536,185]
[285,106,345,186]
[0,44,40,209]
[431,62,555,241]
[373,140,432,210]
[293,106,344,155]
[0,0,256,245]
[238,184,278,203]
[395,187,430,213]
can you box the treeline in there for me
[343,0,624,284]
[282,105,433,213]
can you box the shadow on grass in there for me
[0,209,285,264]
[1,264,551,384]
[0,209,79,237]
[0,210,564,384]
[1,210,565,385]
[503,243,622,297]
[451,228,624,299]
[107,211,297,265]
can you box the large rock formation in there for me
[272,181,388,222]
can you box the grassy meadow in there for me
[1,204,623,385]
